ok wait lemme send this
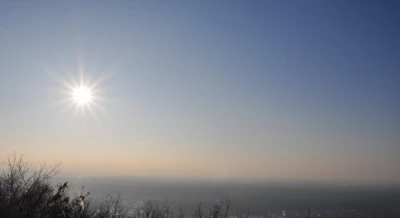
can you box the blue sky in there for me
[0,1,399,183]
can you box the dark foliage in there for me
[1,153,314,218]
[0,153,90,218]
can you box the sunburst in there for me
[55,71,104,119]
[73,86,93,106]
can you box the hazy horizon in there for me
[62,176,400,216]
[1,0,399,184]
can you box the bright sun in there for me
[56,69,103,117]
[73,86,92,105]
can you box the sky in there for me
[0,1,399,184]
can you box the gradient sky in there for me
[0,1,399,184]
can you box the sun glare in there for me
[54,65,106,118]
[73,86,92,105]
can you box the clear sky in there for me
[0,1,399,184]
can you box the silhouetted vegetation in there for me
[0,153,320,218]
[0,153,90,218]
[0,153,237,218]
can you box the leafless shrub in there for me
[176,203,186,218]
[95,193,128,218]
[162,199,173,218]
[209,202,221,218]
[222,200,232,218]
[0,153,89,218]
[192,202,203,218]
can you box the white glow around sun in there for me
[53,70,105,118]
[73,86,92,105]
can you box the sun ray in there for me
[53,70,104,119]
